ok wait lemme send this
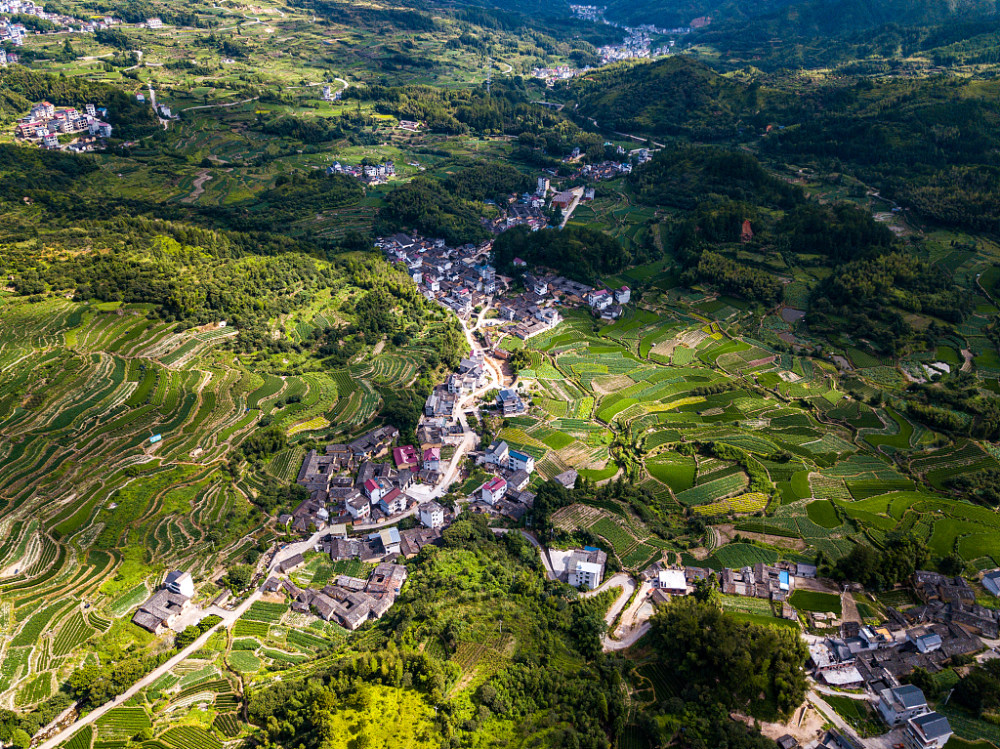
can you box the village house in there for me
[587,289,612,311]
[507,469,531,491]
[363,478,390,503]
[346,494,371,521]
[566,547,607,590]
[392,444,420,470]
[348,426,399,461]
[132,569,194,633]
[877,685,928,726]
[982,568,1000,596]
[419,501,446,529]
[904,713,952,749]
[377,487,408,516]
[480,476,507,505]
[554,469,578,489]
[422,447,441,472]
[425,386,458,418]
[497,387,526,416]
[483,439,509,466]
[655,568,688,595]
[400,526,442,557]
[507,449,535,474]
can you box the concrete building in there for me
[484,439,509,466]
[877,685,928,726]
[164,570,195,598]
[904,712,952,749]
[656,569,687,595]
[507,449,535,474]
[480,476,507,505]
[419,501,446,529]
[568,547,607,590]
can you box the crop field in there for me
[788,590,842,615]
[693,492,769,516]
[0,171,998,739]
[245,601,288,623]
[0,295,443,702]
[708,544,779,569]
[95,707,151,739]
[513,307,1000,589]
[160,726,223,749]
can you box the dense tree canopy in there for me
[494,225,628,282]
[649,598,809,722]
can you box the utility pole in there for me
[486,54,491,97]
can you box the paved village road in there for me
[583,573,635,625]
[35,555,288,749]
[807,691,865,746]
[603,622,650,651]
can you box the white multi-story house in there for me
[483,439,509,466]
[164,570,195,597]
[347,495,370,520]
[480,476,507,505]
[422,447,441,472]
[588,289,612,310]
[363,478,389,502]
[507,449,535,474]
[419,501,445,529]
[903,713,952,749]
[877,685,927,726]
[567,547,606,589]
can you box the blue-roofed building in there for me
[507,449,535,474]
[779,570,790,591]
[368,526,401,557]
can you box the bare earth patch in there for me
[714,523,808,552]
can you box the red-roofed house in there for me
[423,447,441,472]
[615,286,631,304]
[480,476,507,505]
[393,445,420,470]
[587,289,611,310]
[363,478,389,502]
[378,487,407,515]
[513,257,527,267]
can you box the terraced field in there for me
[0,294,433,706]
[516,304,1000,578]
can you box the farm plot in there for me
[708,543,780,569]
[674,472,748,506]
[52,610,97,656]
[788,590,842,615]
[95,707,151,739]
[591,517,640,557]
[645,454,695,493]
[693,492,769,516]
[244,601,288,623]
[159,725,223,749]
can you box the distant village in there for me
[326,160,395,185]
[569,5,688,64]
[0,0,118,40]
[14,100,113,152]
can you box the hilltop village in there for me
[13,100,113,151]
